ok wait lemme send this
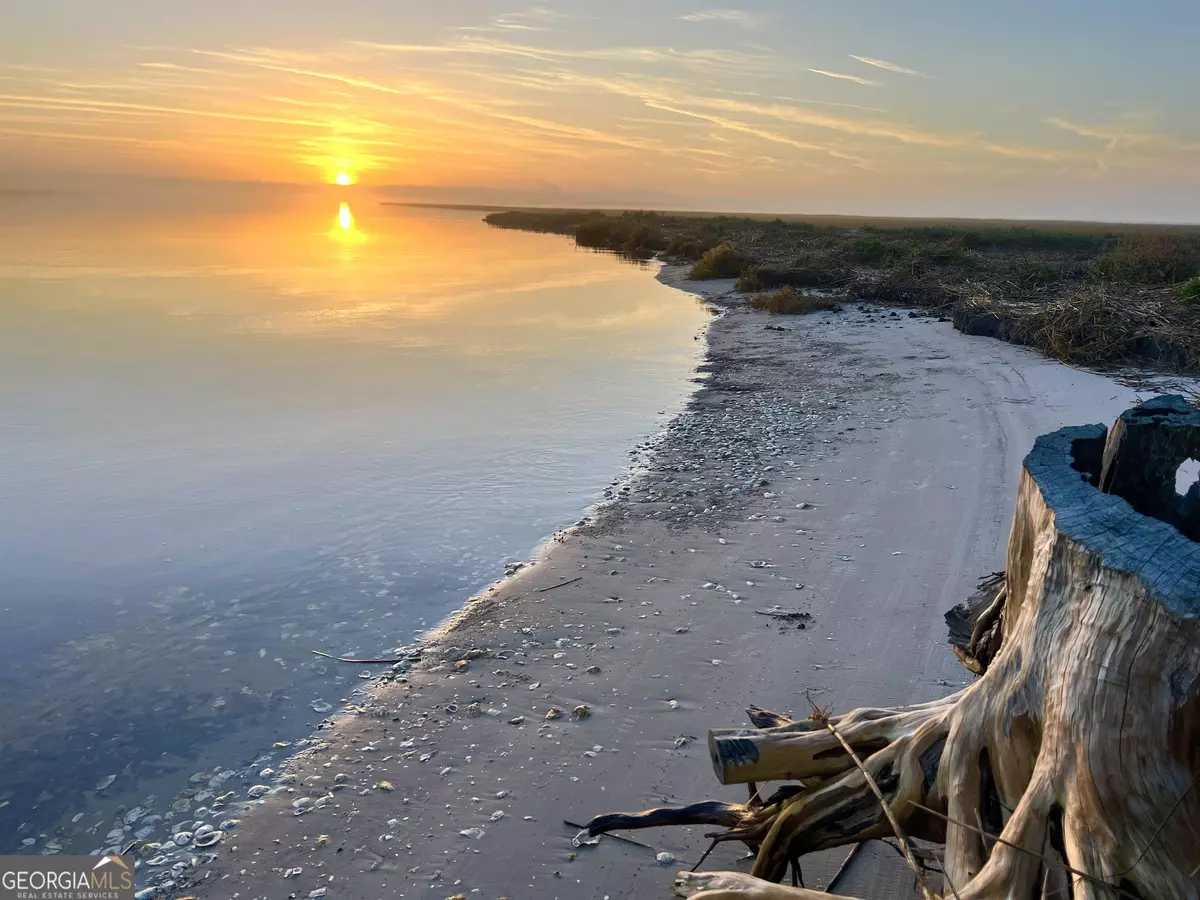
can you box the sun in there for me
[334,172,353,186]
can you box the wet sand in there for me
[160,266,1153,900]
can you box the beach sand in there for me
[163,265,1152,900]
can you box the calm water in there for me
[0,189,707,853]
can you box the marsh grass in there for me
[1175,276,1200,302]
[690,243,753,280]
[748,285,839,315]
[1092,235,1200,284]
[735,266,762,292]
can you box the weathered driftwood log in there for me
[587,397,1200,900]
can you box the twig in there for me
[825,722,938,900]
[691,838,720,872]
[975,808,993,857]
[311,650,404,664]
[562,820,654,852]
[824,842,863,893]
[1112,771,1199,877]
[537,576,582,593]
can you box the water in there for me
[0,188,707,853]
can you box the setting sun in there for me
[334,172,353,186]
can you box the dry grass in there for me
[748,285,839,315]
[1092,234,1200,284]
[735,266,762,292]
[690,243,754,279]
[969,283,1200,371]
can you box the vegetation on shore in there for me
[485,208,1200,371]
[747,285,839,315]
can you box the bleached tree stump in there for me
[586,397,1200,899]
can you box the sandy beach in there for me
[158,265,1158,900]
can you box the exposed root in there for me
[672,871,863,900]
[584,408,1200,898]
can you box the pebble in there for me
[459,827,485,840]
[656,852,677,866]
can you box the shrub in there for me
[1092,235,1200,284]
[1177,276,1200,302]
[666,233,714,261]
[571,216,666,254]
[690,243,753,279]
[735,266,762,292]
[747,285,839,315]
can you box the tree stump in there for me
[584,398,1200,900]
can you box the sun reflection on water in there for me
[328,201,367,257]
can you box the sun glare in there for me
[338,202,353,230]
[335,172,353,186]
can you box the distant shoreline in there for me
[382,200,1200,232]
[484,208,1200,374]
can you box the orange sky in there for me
[2,2,1199,218]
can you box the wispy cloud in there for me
[807,69,880,87]
[679,9,760,29]
[458,5,571,34]
[359,37,778,76]
[849,55,929,78]
[1043,115,1180,151]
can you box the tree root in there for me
[584,408,1200,898]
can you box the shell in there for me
[193,830,224,848]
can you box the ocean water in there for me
[0,189,707,853]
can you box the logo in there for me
[1,856,135,900]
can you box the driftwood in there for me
[585,397,1200,899]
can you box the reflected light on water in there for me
[0,197,712,857]
[328,201,367,257]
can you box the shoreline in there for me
[157,265,1155,900]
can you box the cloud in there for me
[359,37,777,76]
[849,55,929,78]
[458,5,572,33]
[1043,116,1180,152]
[679,9,760,29]
[807,69,880,87]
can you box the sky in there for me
[2,0,1199,220]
